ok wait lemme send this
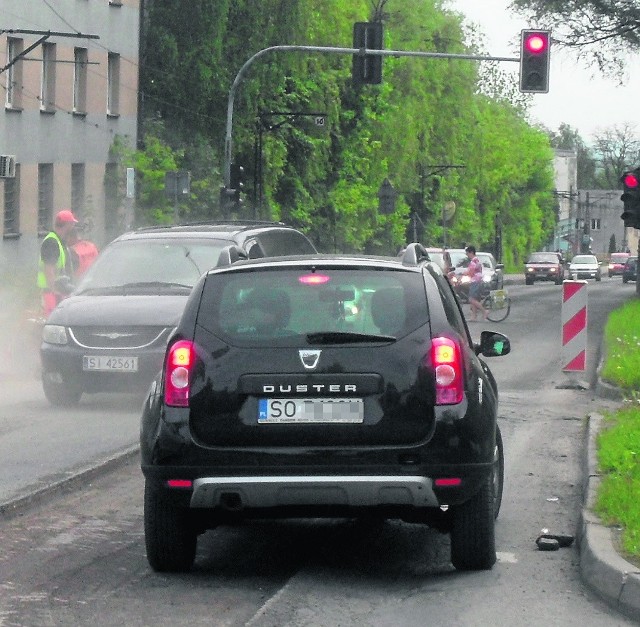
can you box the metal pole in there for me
[224,45,518,187]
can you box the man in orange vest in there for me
[37,210,79,317]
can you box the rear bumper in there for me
[190,474,438,508]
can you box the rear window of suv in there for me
[197,268,430,345]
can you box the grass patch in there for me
[596,298,640,561]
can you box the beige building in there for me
[0,0,140,272]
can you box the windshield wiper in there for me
[121,281,193,291]
[306,331,395,344]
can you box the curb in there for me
[580,334,640,621]
[0,444,139,522]
[581,412,640,621]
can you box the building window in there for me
[40,42,56,112]
[6,38,23,109]
[73,48,88,114]
[107,53,120,116]
[591,218,601,231]
[3,165,20,238]
[38,163,54,234]
[71,163,86,218]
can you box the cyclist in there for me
[465,245,488,321]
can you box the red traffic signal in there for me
[620,168,640,228]
[524,33,547,55]
[622,172,639,189]
[519,30,551,93]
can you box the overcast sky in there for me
[447,0,640,143]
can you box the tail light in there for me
[164,340,195,407]
[431,336,463,405]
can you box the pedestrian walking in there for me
[37,209,79,317]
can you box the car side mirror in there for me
[476,331,510,357]
[496,263,504,271]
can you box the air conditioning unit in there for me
[0,155,16,178]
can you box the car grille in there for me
[69,326,171,349]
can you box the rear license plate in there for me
[258,398,364,424]
[83,356,139,372]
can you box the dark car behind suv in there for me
[40,221,316,406]
[524,251,565,284]
[622,256,638,283]
[140,243,510,573]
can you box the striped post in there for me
[562,281,588,372]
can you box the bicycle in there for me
[480,285,511,322]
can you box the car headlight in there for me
[42,324,69,345]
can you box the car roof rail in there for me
[216,245,248,267]
[402,243,430,267]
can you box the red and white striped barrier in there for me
[562,281,588,372]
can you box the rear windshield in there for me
[611,254,629,262]
[572,255,597,264]
[527,253,559,264]
[197,267,429,345]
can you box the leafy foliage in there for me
[125,0,557,260]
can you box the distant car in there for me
[40,221,317,406]
[607,252,630,278]
[524,251,565,285]
[622,256,637,283]
[140,243,511,573]
[568,254,602,281]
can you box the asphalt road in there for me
[0,277,638,626]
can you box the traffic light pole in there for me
[224,45,519,188]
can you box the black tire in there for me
[483,294,510,323]
[554,276,562,285]
[144,481,197,572]
[450,471,496,571]
[525,277,533,285]
[493,426,504,519]
[623,276,629,284]
[42,372,82,406]
[596,274,601,282]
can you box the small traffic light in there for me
[352,22,383,86]
[229,163,245,210]
[519,30,550,93]
[620,168,640,228]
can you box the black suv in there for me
[140,243,510,572]
[40,221,316,405]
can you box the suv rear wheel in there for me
[450,470,497,570]
[144,481,197,572]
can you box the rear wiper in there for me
[306,331,395,344]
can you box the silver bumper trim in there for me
[190,475,438,509]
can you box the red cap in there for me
[56,209,79,224]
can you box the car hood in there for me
[46,293,188,327]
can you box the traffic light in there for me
[620,168,640,228]
[352,22,383,86]
[229,163,245,210]
[519,30,550,93]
